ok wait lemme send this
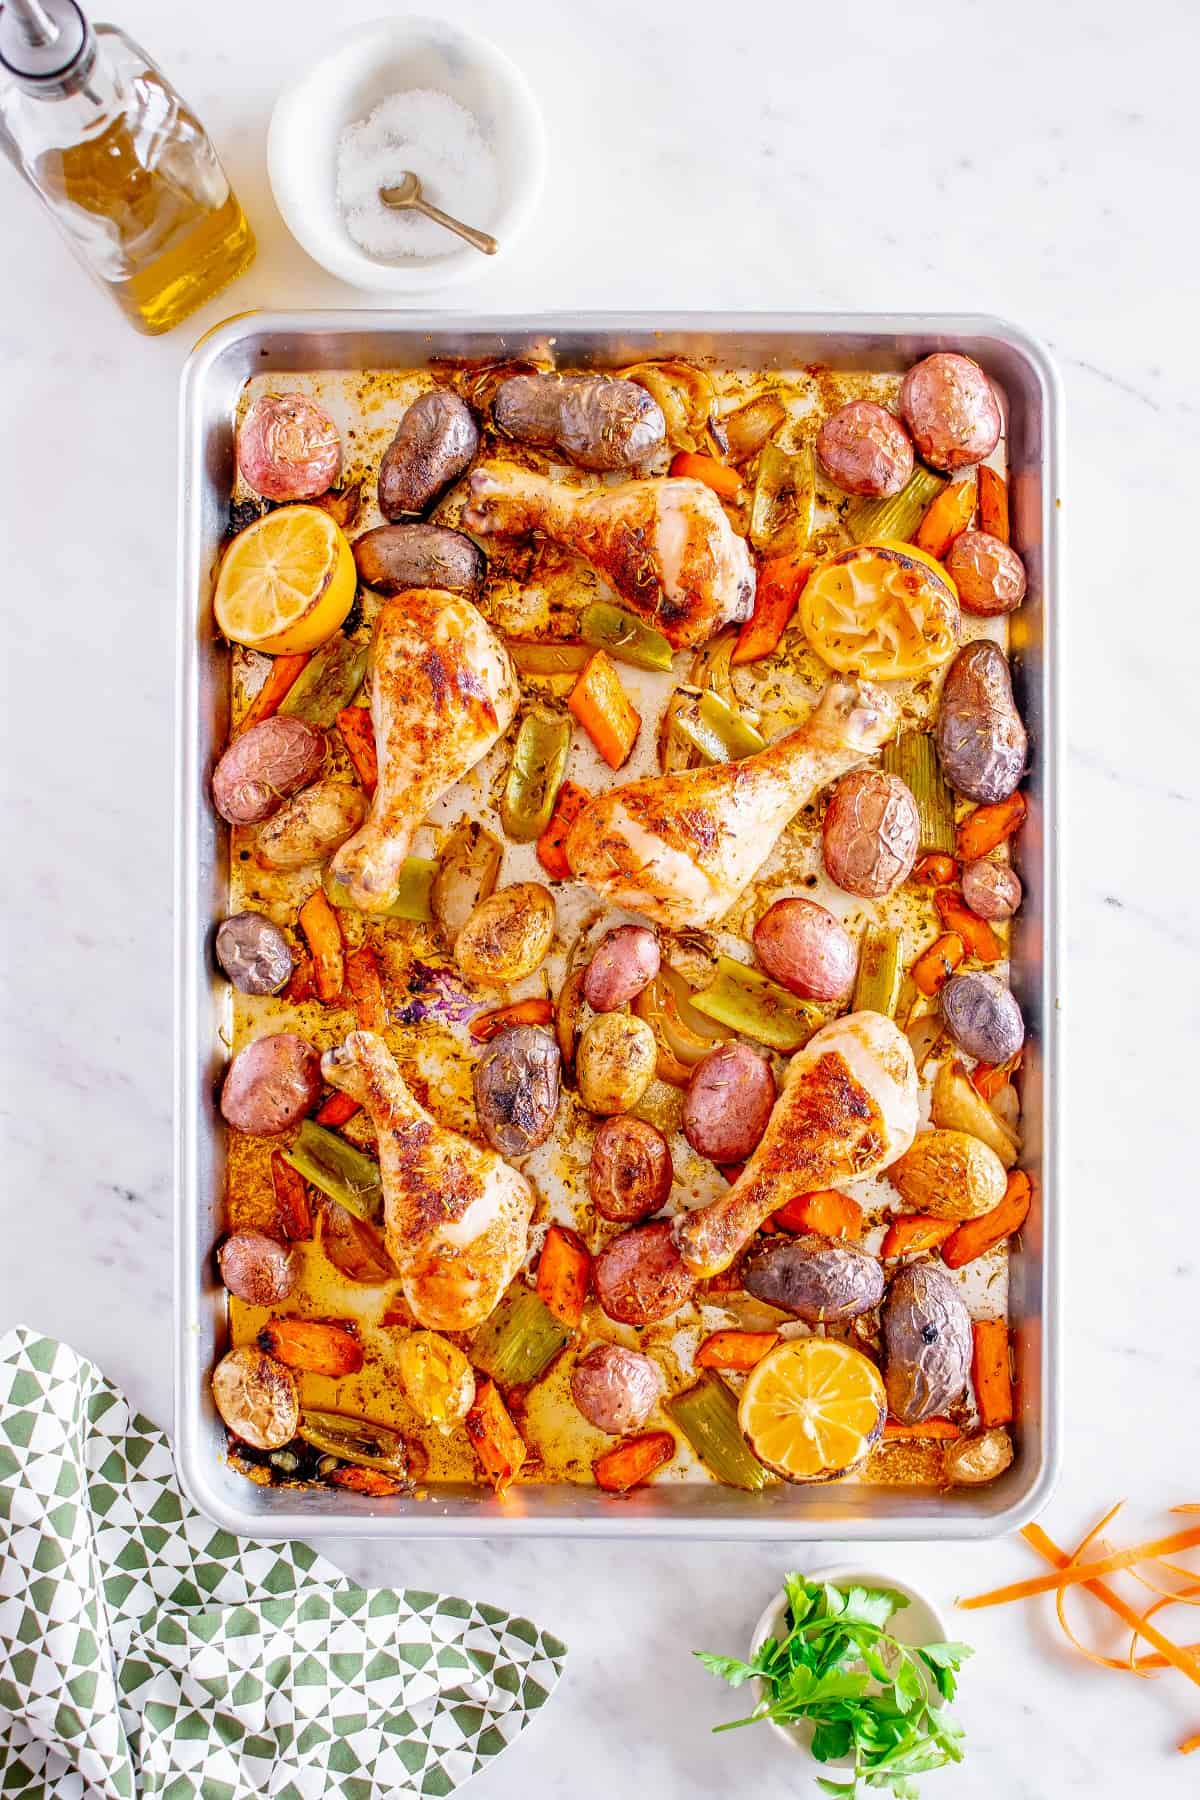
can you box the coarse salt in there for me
[336,89,499,260]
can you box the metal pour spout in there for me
[0,0,89,83]
[6,0,64,48]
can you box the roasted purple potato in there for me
[211,717,325,825]
[493,373,666,471]
[582,925,661,1013]
[899,353,1001,472]
[941,970,1025,1064]
[822,769,920,898]
[936,641,1027,804]
[217,1229,295,1305]
[571,1342,661,1434]
[744,1235,884,1322]
[944,530,1027,617]
[215,912,294,995]
[682,1043,776,1164]
[883,1262,971,1424]
[352,523,485,597]
[594,1220,697,1326]
[219,1033,322,1136]
[472,1025,561,1158]
[377,389,480,518]
[752,897,857,1001]
[816,401,914,498]
[589,1116,673,1222]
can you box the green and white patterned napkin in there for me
[0,1327,566,1800]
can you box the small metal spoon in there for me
[379,171,498,256]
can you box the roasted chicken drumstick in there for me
[329,588,519,912]
[564,677,898,929]
[322,1032,533,1331]
[463,463,755,648]
[673,1012,919,1277]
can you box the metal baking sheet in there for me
[175,312,1062,1538]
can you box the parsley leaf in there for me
[697,1572,974,1800]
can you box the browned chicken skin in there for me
[329,588,519,911]
[321,1032,533,1331]
[673,1012,919,1277]
[462,463,755,648]
[565,678,899,929]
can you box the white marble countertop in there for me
[2,0,1198,1793]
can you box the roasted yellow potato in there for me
[576,1014,657,1115]
[454,883,556,986]
[888,1128,1007,1220]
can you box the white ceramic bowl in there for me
[749,1564,949,1765]
[267,16,546,292]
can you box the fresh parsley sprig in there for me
[696,1574,973,1799]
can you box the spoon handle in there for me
[412,197,498,256]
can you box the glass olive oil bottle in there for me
[0,0,254,334]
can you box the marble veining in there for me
[2,0,1198,1793]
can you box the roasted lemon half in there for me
[214,503,355,654]
[737,1337,887,1482]
[800,540,960,681]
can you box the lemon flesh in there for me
[215,504,356,655]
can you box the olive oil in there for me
[0,0,255,334]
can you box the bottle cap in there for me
[0,0,88,84]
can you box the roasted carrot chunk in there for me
[270,1151,312,1241]
[534,1223,590,1329]
[942,1170,1032,1269]
[239,652,310,734]
[257,1318,364,1377]
[914,474,977,560]
[344,943,387,1032]
[772,1189,864,1239]
[957,792,1027,860]
[911,932,966,997]
[536,779,591,881]
[732,551,813,665]
[469,997,554,1043]
[327,1466,405,1497]
[913,852,958,886]
[970,1052,1022,1103]
[284,950,315,1004]
[465,1379,526,1494]
[568,651,640,770]
[314,1091,361,1128]
[336,705,378,793]
[669,450,742,500]
[971,1318,1013,1427]
[593,1430,675,1493]
[978,465,1010,543]
[882,1417,961,1441]
[695,1329,779,1371]
[934,889,1003,963]
[880,1215,956,1259]
[298,889,345,1002]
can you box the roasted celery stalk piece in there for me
[324,856,436,921]
[691,955,824,1052]
[500,708,572,842]
[470,1290,572,1389]
[507,640,590,677]
[283,1120,384,1223]
[666,1371,771,1491]
[749,442,815,553]
[882,732,956,854]
[671,690,767,765]
[844,466,945,545]
[298,1408,410,1474]
[853,925,902,1018]
[278,637,368,726]
[581,602,675,673]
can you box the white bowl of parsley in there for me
[696,1567,973,1798]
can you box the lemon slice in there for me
[738,1337,887,1483]
[215,504,356,654]
[800,539,960,680]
